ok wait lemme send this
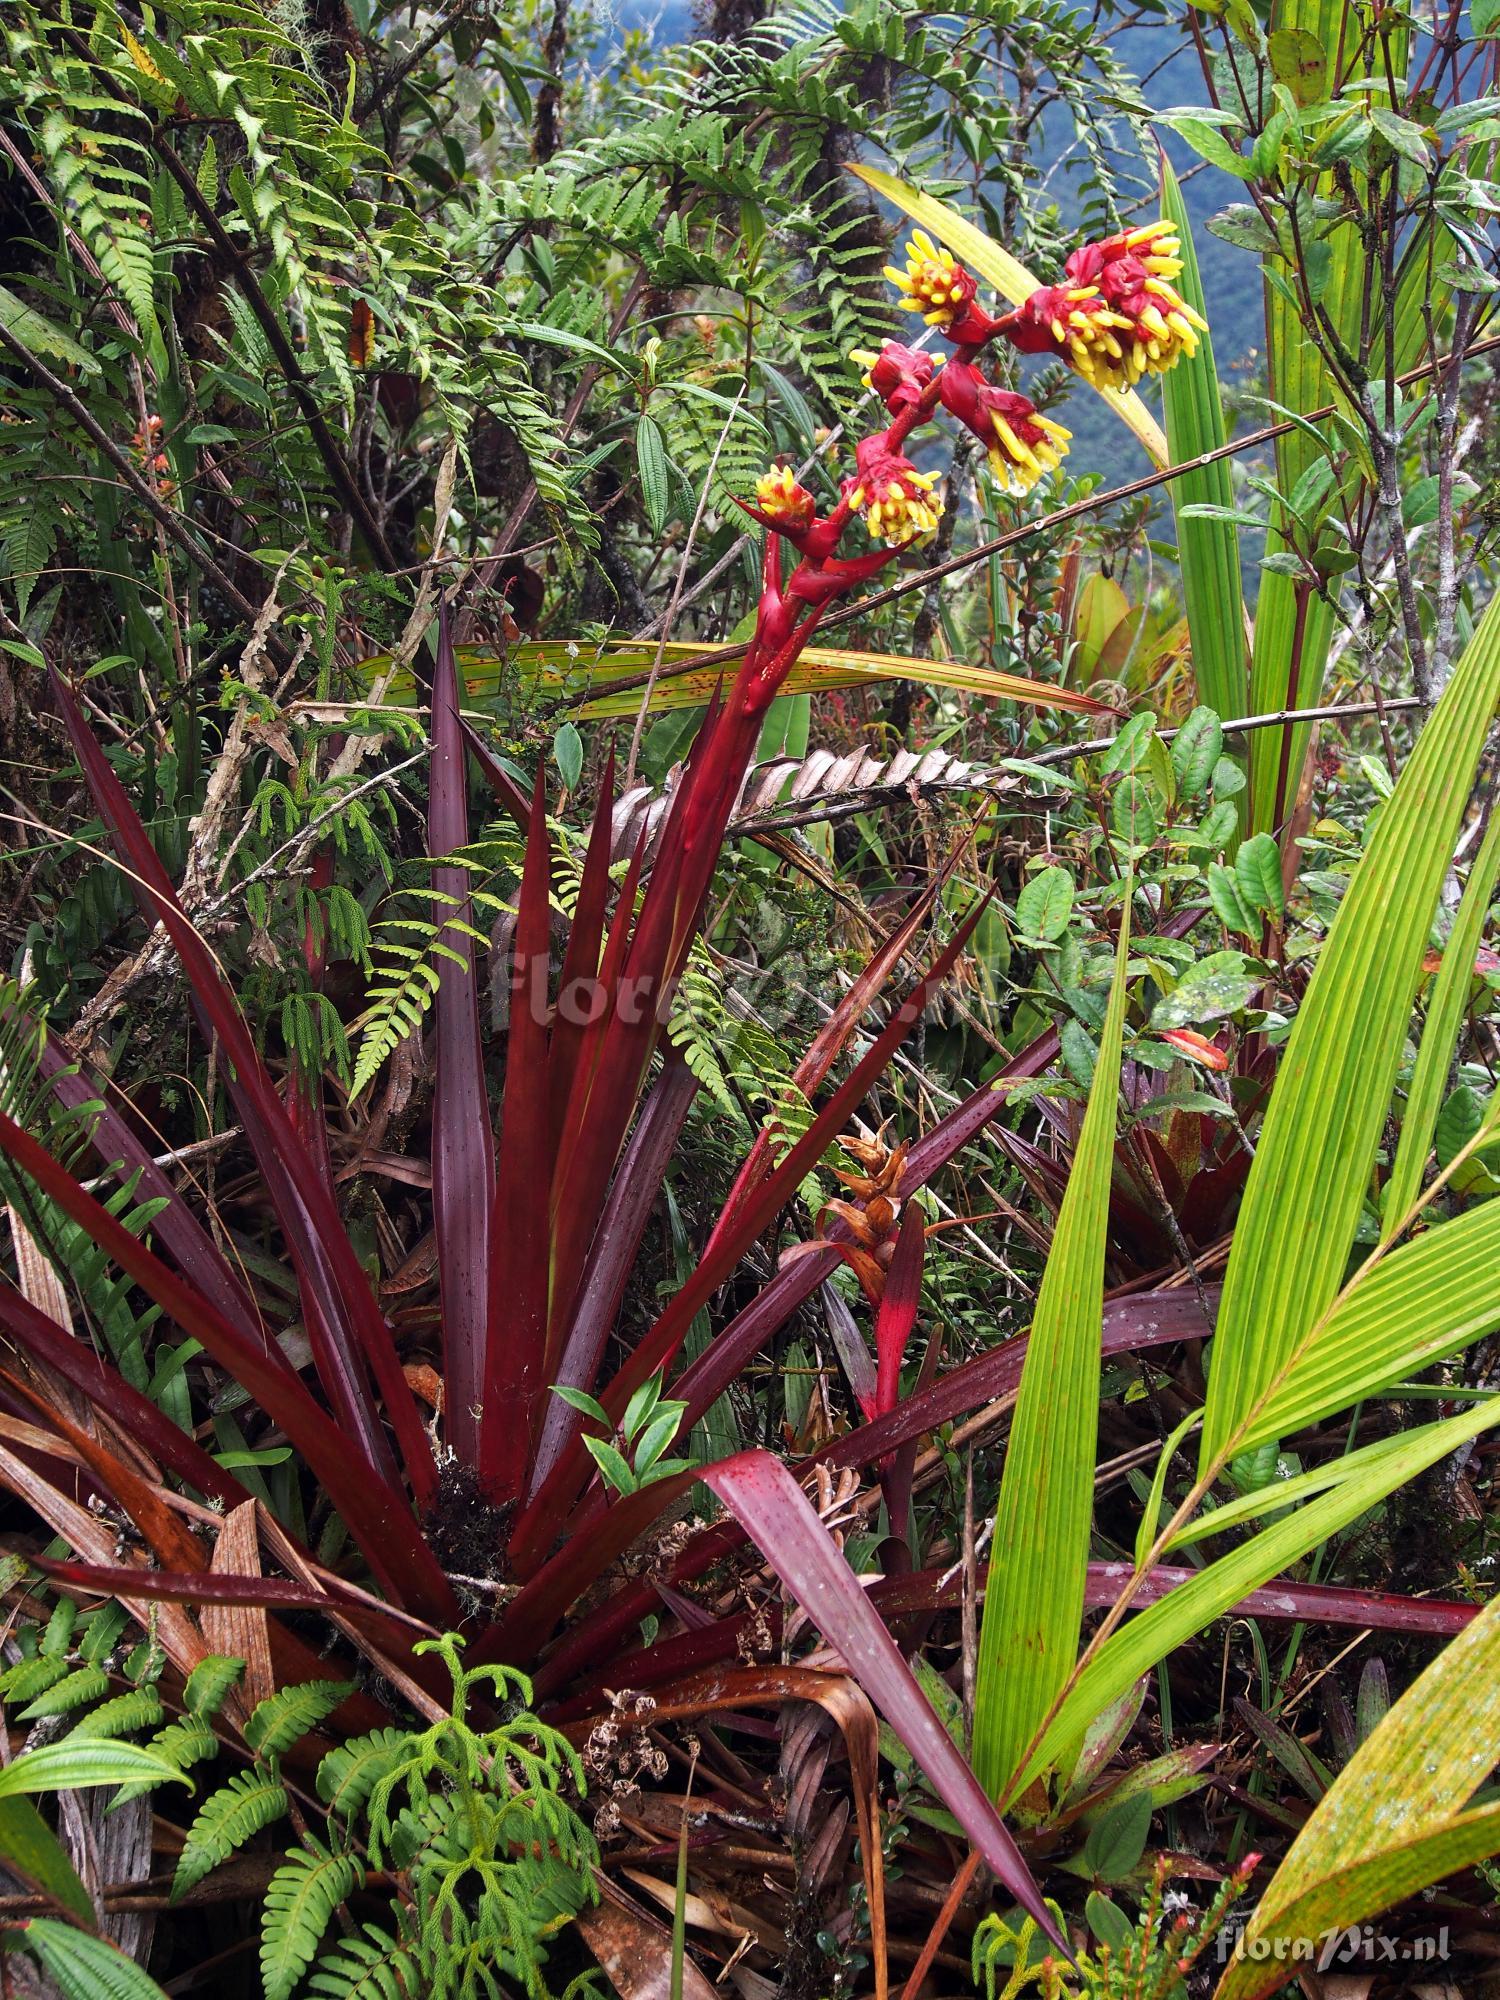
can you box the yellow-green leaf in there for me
[1215,1590,1500,1997]
[1199,591,1500,1477]
[1158,156,1248,736]
[1023,1395,1500,1792]
[1384,805,1500,1237]
[353,641,1117,721]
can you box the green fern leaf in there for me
[113,1712,218,1805]
[184,1655,247,1717]
[17,1665,109,1721]
[0,1656,69,1705]
[307,1923,421,2000]
[262,1838,364,2000]
[69,1689,165,1740]
[245,1680,352,1759]
[17,1919,170,2000]
[173,1769,289,1898]
[316,1727,409,1819]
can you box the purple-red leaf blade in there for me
[702,1451,1060,1942]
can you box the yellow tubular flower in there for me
[987,404,1071,498]
[1002,221,1210,390]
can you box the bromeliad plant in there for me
[0,225,1207,1948]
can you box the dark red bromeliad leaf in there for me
[429,604,497,1466]
[45,667,436,1504]
[701,1451,1063,1948]
[0,1108,455,1623]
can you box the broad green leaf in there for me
[1024,1395,1500,1791]
[1200,594,1500,1476]
[552,720,584,792]
[1111,775,1155,846]
[1206,861,1256,937]
[12,1918,171,2000]
[1080,1792,1150,1881]
[1267,26,1328,102]
[1384,807,1500,1236]
[1240,1196,1500,1445]
[1170,706,1224,802]
[973,901,1132,1802]
[1215,1590,1500,1997]
[0,1739,188,1798]
[1159,161,1249,739]
[1148,950,1255,1032]
[1234,832,1285,921]
[0,284,100,375]
[1434,1084,1484,1168]
[635,414,670,534]
[1016,865,1074,942]
[846,164,1169,467]
[0,1797,94,1923]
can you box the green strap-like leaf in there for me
[1242,1197,1500,1447]
[0,1797,95,1924]
[846,163,1169,467]
[1384,806,1500,1236]
[0,1739,188,1799]
[1199,591,1500,1476]
[1215,1805,1500,2000]
[1024,1394,1500,1792]
[1158,157,1248,737]
[972,896,1132,1803]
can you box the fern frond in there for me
[184,1654,248,1717]
[306,1922,422,2000]
[68,1689,165,1740]
[114,1714,219,1804]
[245,1679,353,1758]
[173,1769,289,1899]
[15,1664,109,1721]
[316,1727,409,1819]
[261,1837,365,2000]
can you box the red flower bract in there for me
[998,220,1208,392]
[937,360,1071,496]
[842,433,944,544]
[851,341,935,414]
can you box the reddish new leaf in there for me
[481,768,554,1500]
[0,1109,455,1623]
[48,668,435,1500]
[872,1205,924,1420]
[0,1285,247,1508]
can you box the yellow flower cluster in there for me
[987,406,1071,497]
[883,229,976,330]
[847,464,944,544]
[753,464,816,532]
